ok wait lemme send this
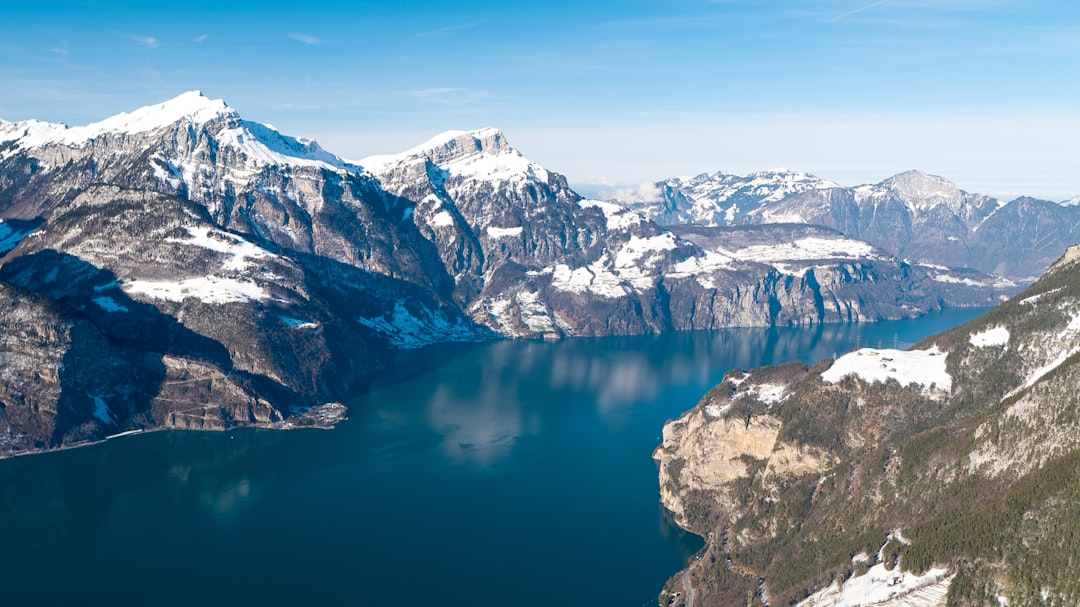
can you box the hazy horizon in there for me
[3,0,1078,200]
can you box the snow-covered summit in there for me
[1061,194,1080,207]
[857,170,969,213]
[0,90,231,149]
[361,127,548,182]
[0,91,356,171]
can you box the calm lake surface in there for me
[0,309,986,606]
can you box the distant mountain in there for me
[0,92,1016,455]
[619,169,1080,281]
[655,244,1080,606]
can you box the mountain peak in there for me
[403,127,513,162]
[0,90,234,154]
[87,90,232,136]
[359,127,542,181]
[874,169,963,211]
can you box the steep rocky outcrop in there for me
[655,244,1080,606]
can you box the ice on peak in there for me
[397,126,511,161]
[0,90,234,151]
[1060,194,1080,207]
[362,127,549,183]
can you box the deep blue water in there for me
[0,308,985,606]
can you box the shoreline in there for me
[0,402,348,461]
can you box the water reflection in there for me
[359,314,972,468]
[0,308,988,606]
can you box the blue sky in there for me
[2,0,1079,199]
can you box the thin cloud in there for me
[289,33,321,45]
[828,0,891,22]
[409,22,479,39]
[128,34,159,48]
[193,34,210,43]
[411,87,489,105]
[52,40,69,56]
[414,87,466,96]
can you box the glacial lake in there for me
[0,308,986,606]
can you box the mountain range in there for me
[0,92,1042,455]
[618,169,1080,281]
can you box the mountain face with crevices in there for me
[655,245,1080,607]
[0,92,1012,456]
[624,169,1080,281]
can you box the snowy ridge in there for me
[0,91,357,171]
[361,127,547,182]
[822,346,951,397]
[1060,195,1080,207]
[0,91,229,149]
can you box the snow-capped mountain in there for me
[622,169,840,226]
[0,92,1016,456]
[620,169,1080,281]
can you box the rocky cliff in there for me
[656,244,1080,606]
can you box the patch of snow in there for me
[667,249,735,278]
[92,296,129,313]
[215,121,352,170]
[279,315,318,329]
[771,262,810,278]
[428,211,455,228]
[704,403,731,418]
[1011,346,1080,397]
[515,291,557,334]
[167,226,276,272]
[798,565,952,607]
[932,274,1016,288]
[733,236,877,263]
[970,326,1009,348]
[614,234,677,268]
[578,199,646,230]
[427,207,453,226]
[800,532,950,607]
[357,300,480,348]
[486,226,523,239]
[1058,311,1080,339]
[745,383,787,405]
[821,346,951,396]
[1018,288,1063,306]
[123,276,269,304]
[549,257,628,299]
